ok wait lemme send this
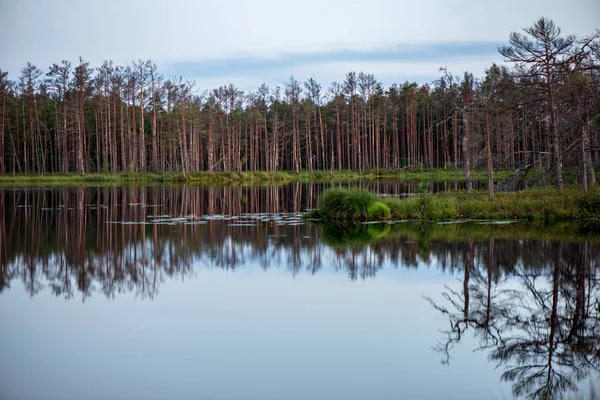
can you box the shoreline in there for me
[0,168,582,185]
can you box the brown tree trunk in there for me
[583,103,596,189]
[547,75,563,191]
[131,94,137,171]
[151,79,158,172]
[462,106,472,194]
[319,107,325,171]
[139,87,146,172]
[208,110,215,171]
[77,89,85,174]
[111,93,118,172]
[0,91,5,173]
[120,94,125,171]
[336,102,341,170]
[486,112,494,200]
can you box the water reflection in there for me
[1,184,599,399]
[0,183,488,299]
[1,185,318,299]
[428,239,600,399]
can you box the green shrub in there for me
[368,201,391,220]
[577,194,600,220]
[318,188,376,221]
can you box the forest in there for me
[0,18,598,191]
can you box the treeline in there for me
[0,18,598,189]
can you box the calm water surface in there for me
[1,183,599,400]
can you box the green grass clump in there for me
[313,188,376,221]
[382,197,418,219]
[368,201,391,220]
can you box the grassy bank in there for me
[0,168,516,185]
[0,171,314,185]
[0,168,596,186]
[307,186,600,224]
[0,172,181,185]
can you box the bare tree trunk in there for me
[305,110,313,172]
[111,93,118,172]
[583,104,596,188]
[548,82,563,191]
[208,111,215,171]
[62,89,68,172]
[151,77,158,172]
[486,112,494,200]
[77,94,85,174]
[120,94,125,171]
[95,109,101,172]
[139,90,145,172]
[336,103,341,170]
[462,106,472,194]
[29,88,36,173]
[9,109,22,172]
[131,95,137,171]
[105,96,110,170]
[453,112,458,168]
[180,108,188,174]
[319,107,325,171]
[582,124,589,193]
[0,91,5,173]
[21,102,28,173]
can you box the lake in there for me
[1,183,599,400]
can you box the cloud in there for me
[162,43,501,92]
[1,0,597,84]
[182,56,501,94]
[293,56,499,83]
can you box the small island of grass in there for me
[306,186,600,224]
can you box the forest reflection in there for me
[428,238,600,399]
[1,184,599,399]
[0,181,484,298]
[0,184,598,300]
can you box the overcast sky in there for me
[1,0,598,92]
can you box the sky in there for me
[1,0,599,93]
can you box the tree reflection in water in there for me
[1,184,599,399]
[1,183,464,298]
[428,238,600,399]
[1,184,321,299]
